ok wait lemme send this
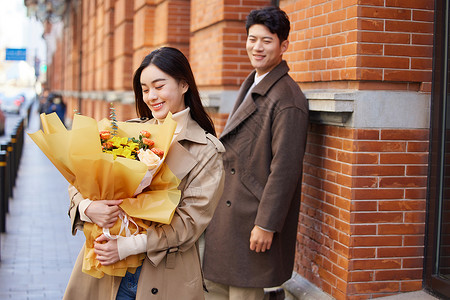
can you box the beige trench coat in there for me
[63,115,225,300]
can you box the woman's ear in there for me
[180,80,189,94]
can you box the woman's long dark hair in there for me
[133,47,216,136]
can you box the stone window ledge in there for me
[304,90,355,113]
[304,90,355,126]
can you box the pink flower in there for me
[137,149,160,170]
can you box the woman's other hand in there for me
[94,234,120,265]
[85,200,123,228]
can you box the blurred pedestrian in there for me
[38,89,49,114]
[44,93,66,125]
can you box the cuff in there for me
[79,199,93,223]
[117,234,147,260]
[256,225,275,233]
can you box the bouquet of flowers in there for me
[29,111,181,278]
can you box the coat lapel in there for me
[220,61,290,139]
[165,116,206,180]
[220,72,256,138]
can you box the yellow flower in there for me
[111,136,129,148]
[112,147,135,159]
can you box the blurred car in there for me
[0,93,25,114]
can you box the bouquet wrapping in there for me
[29,112,181,278]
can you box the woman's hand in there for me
[249,225,274,253]
[94,234,120,265]
[85,200,123,228]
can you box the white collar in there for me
[254,72,269,86]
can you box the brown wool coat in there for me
[63,115,225,300]
[203,61,309,288]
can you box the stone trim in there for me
[282,272,334,300]
[56,90,135,104]
[56,89,431,129]
[305,90,430,129]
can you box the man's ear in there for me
[281,40,289,55]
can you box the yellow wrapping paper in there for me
[29,112,181,278]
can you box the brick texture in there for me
[282,0,434,92]
[190,0,269,89]
[298,124,428,299]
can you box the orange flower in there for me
[151,147,164,158]
[142,138,155,148]
[100,130,111,140]
[102,141,114,150]
[140,130,151,138]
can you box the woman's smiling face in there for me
[140,64,188,120]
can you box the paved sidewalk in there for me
[377,290,443,299]
[0,106,84,299]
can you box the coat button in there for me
[230,168,236,174]
[226,201,231,207]
[151,288,158,294]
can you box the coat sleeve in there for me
[145,140,225,267]
[254,105,309,232]
[68,184,85,235]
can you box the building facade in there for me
[25,0,449,299]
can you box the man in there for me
[203,6,309,300]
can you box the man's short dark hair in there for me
[245,6,291,42]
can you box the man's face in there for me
[246,24,289,76]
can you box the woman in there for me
[64,47,225,300]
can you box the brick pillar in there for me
[283,0,434,298]
[81,0,89,92]
[94,0,105,90]
[103,0,115,90]
[283,0,433,92]
[348,129,428,296]
[113,0,134,90]
[133,0,155,69]
[299,125,428,299]
[85,0,96,91]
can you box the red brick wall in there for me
[299,125,429,299]
[282,0,434,92]
[133,1,155,70]
[190,0,269,89]
[113,0,134,90]
[210,112,229,136]
[104,2,115,90]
